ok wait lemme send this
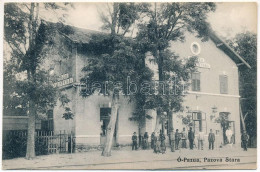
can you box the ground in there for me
[2,146,256,170]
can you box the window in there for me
[191,72,200,91]
[190,42,201,55]
[42,110,54,131]
[219,75,228,94]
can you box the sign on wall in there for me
[196,58,211,69]
[53,73,74,87]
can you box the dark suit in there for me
[188,130,195,149]
[208,132,215,150]
[132,135,138,150]
[241,133,249,151]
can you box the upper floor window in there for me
[190,42,201,55]
[219,75,228,94]
[191,72,200,91]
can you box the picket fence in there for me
[2,130,75,159]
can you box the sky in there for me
[51,2,258,39]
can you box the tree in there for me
[4,2,72,159]
[227,32,257,145]
[80,3,149,156]
[136,2,216,132]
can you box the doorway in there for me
[192,111,206,135]
[219,112,235,144]
[100,108,117,146]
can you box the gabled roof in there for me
[209,32,251,69]
[58,25,104,44]
[45,21,105,44]
[49,21,251,69]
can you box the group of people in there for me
[132,127,217,153]
[168,127,216,152]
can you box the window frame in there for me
[219,75,228,94]
[191,72,201,92]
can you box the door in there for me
[100,108,111,145]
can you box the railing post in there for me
[59,130,61,153]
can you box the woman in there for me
[154,133,161,153]
[160,131,166,154]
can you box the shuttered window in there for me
[191,72,200,91]
[219,75,228,94]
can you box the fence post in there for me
[70,131,73,154]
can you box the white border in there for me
[0,1,259,172]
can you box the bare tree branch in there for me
[166,10,182,39]
[243,112,249,121]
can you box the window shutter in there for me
[220,75,228,94]
[191,73,200,91]
[197,79,200,91]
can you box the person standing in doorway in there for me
[169,128,175,152]
[175,129,180,150]
[132,132,138,150]
[226,127,233,144]
[197,130,205,150]
[181,127,187,148]
[241,130,249,151]
[188,127,195,150]
[208,129,215,150]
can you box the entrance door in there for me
[192,111,206,135]
[100,108,117,146]
[100,108,111,145]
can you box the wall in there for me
[52,46,138,146]
[169,32,239,96]
[146,32,241,147]
[173,32,240,147]
[3,116,41,131]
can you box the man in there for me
[132,132,138,150]
[241,130,249,151]
[144,132,149,149]
[175,129,180,150]
[169,128,175,152]
[226,127,233,144]
[188,127,195,150]
[151,132,155,149]
[208,129,215,150]
[197,131,204,150]
[181,127,187,148]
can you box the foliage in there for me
[181,114,193,126]
[135,2,215,130]
[81,3,151,156]
[227,32,257,137]
[100,3,149,36]
[215,112,230,144]
[136,2,216,52]
[2,131,49,159]
[81,3,150,99]
[62,107,74,120]
[4,2,72,159]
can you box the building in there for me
[145,32,250,149]
[43,22,250,150]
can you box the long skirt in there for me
[160,140,166,153]
[154,141,161,153]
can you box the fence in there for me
[2,130,75,160]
